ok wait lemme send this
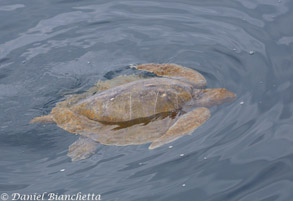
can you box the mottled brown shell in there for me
[71,78,194,122]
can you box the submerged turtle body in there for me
[73,77,194,122]
[31,64,236,161]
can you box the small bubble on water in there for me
[60,169,65,172]
[139,162,143,165]
[180,154,184,157]
[249,51,254,55]
[169,146,173,149]
[87,61,91,64]
[182,184,186,187]
[204,157,207,160]
[233,48,237,51]
[240,101,244,105]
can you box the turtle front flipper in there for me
[67,137,99,161]
[131,63,206,88]
[149,107,210,149]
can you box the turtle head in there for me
[193,88,236,107]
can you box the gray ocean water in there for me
[1,0,293,201]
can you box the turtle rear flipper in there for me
[67,137,99,161]
[131,63,206,88]
[30,115,55,124]
[149,107,210,149]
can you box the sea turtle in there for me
[31,64,236,161]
